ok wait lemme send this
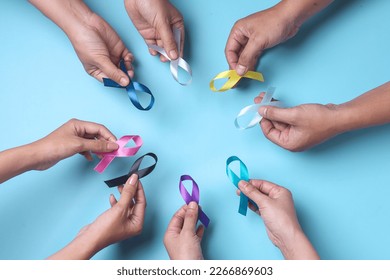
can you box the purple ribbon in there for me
[179,175,210,228]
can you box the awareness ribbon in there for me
[94,135,143,174]
[235,87,282,130]
[104,153,158,187]
[103,60,155,111]
[148,27,192,86]
[210,70,264,92]
[226,156,258,216]
[179,175,210,227]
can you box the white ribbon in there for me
[148,27,192,86]
[234,87,282,130]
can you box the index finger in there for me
[225,30,248,69]
[73,119,117,142]
[166,205,187,232]
[249,179,282,195]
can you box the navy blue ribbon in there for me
[103,60,154,111]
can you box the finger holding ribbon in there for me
[226,156,258,216]
[179,175,210,227]
[148,27,192,86]
[104,153,158,187]
[103,60,155,111]
[94,135,143,173]
[235,87,283,130]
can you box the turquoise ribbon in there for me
[226,156,258,216]
[103,60,154,111]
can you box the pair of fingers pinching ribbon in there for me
[179,175,210,227]
[235,87,283,130]
[94,135,143,173]
[210,70,264,92]
[103,60,155,111]
[226,156,259,216]
[104,153,158,187]
[148,27,192,86]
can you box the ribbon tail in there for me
[198,209,210,228]
[94,156,115,174]
[238,194,249,216]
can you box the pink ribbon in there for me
[94,135,143,173]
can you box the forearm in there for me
[279,229,320,260]
[336,82,390,132]
[275,0,334,27]
[47,228,102,260]
[28,0,93,36]
[0,143,45,184]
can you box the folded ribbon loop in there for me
[179,175,210,227]
[235,87,282,130]
[148,28,192,86]
[210,70,264,92]
[103,60,155,111]
[226,156,258,216]
[104,152,158,187]
[94,135,143,173]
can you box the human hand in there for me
[164,202,204,260]
[47,174,146,259]
[255,93,341,151]
[68,12,134,86]
[82,174,146,250]
[237,179,319,259]
[225,4,299,75]
[124,0,184,62]
[31,119,118,170]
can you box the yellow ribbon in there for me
[209,70,264,92]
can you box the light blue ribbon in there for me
[226,156,258,216]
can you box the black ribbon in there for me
[104,153,158,188]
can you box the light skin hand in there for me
[29,0,134,86]
[164,202,205,260]
[256,81,390,151]
[124,0,184,62]
[237,179,319,260]
[47,174,146,259]
[225,0,333,76]
[255,93,340,152]
[0,119,118,183]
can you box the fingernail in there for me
[129,173,138,185]
[169,50,178,60]
[259,107,267,117]
[189,201,197,209]
[236,65,247,76]
[107,142,119,150]
[120,77,128,87]
[238,180,248,189]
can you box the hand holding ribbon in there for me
[148,27,192,86]
[226,156,258,216]
[103,60,155,110]
[210,70,264,92]
[179,175,210,227]
[104,153,158,187]
[235,87,282,130]
[94,135,143,173]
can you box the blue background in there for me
[1,0,389,260]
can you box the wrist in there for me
[278,228,319,260]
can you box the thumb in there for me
[81,139,118,153]
[182,201,199,233]
[98,57,129,87]
[238,180,269,209]
[259,106,296,124]
[158,23,179,60]
[235,37,264,76]
[119,174,139,206]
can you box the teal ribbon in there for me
[226,156,258,216]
